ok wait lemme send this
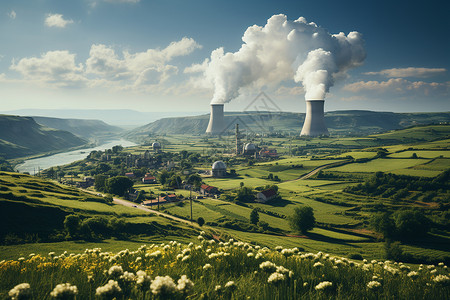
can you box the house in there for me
[142,176,157,184]
[142,198,168,206]
[77,177,95,189]
[256,189,278,203]
[125,172,135,178]
[259,148,278,158]
[200,184,219,196]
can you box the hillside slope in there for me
[0,115,87,159]
[125,110,450,139]
[32,116,123,140]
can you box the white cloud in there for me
[8,10,16,19]
[86,37,201,88]
[343,78,450,96]
[45,13,74,28]
[364,67,446,78]
[7,38,201,92]
[10,51,86,88]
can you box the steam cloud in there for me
[196,14,365,103]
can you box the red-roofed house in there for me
[200,184,219,196]
[142,176,157,184]
[256,189,278,203]
[125,172,135,178]
[259,149,278,158]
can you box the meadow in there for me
[1,234,449,299]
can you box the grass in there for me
[1,237,449,299]
[327,158,431,173]
[388,151,450,159]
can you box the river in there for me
[15,139,137,175]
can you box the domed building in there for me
[152,142,161,152]
[212,161,227,178]
[243,143,257,155]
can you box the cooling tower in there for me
[206,104,225,135]
[300,100,329,136]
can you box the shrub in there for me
[289,206,315,234]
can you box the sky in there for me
[0,0,449,115]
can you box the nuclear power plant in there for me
[300,100,329,136]
[206,103,225,135]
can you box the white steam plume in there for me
[195,14,365,103]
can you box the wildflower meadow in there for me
[1,232,449,299]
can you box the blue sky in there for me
[0,0,448,113]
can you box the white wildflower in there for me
[203,263,212,270]
[268,272,285,284]
[95,280,122,298]
[367,281,382,291]
[136,271,151,289]
[225,281,236,291]
[150,276,177,296]
[276,266,290,275]
[315,281,333,291]
[50,283,78,299]
[260,261,277,272]
[108,265,124,277]
[247,253,254,257]
[120,271,136,282]
[147,250,162,259]
[8,283,32,300]
[181,255,190,262]
[281,248,295,258]
[313,262,324,268]
[407,271,419,279]
[177,275,194,293]
[433,274,450,285]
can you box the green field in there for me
[327,158,431,173]
[388,150,450,158]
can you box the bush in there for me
[197,217,205,227]
[289,206,315,234]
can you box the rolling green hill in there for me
[32,116,123,140]
[125,110,450,140]
[0,115,87,159]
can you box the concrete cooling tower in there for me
[300,100,329,136]
[206,104,225,135]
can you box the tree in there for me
[106,176,133,196]
[392,210,430,240]
[197,217,205,227]
[250,209,259,225]
[370,212,395,239]
[186,174,202,188]
[64,215,81,238]
[94,174,108,192]
[158,170,171,185]
[289,206,315,234]
[235,186,255,202]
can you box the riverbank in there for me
[14,139,137,175]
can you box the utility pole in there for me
[190,187,193,222]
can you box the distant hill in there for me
[0,115,87,159]
[31,116,123,140]
[0,109,205,127]
[125,110,450,140]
